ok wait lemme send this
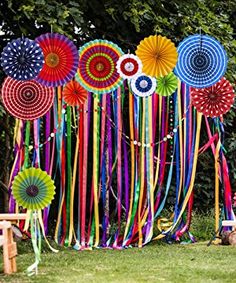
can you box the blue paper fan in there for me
[174,34,228,88]
[1,37,44,81]
[130,73,156,97]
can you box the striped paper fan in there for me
[1,77,54,120]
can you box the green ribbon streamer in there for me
[24,121,31,169]
[27,211,41,276]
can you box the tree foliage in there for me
[0,0,236,210]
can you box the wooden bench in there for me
[0,221,17,274]
[0,214,28,274]
[0,213,27,222]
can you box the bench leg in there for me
[3,227,11,274]
[2,227,17,274]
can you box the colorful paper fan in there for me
[62,80,88,106]
[130,73,157,97]
[156,72,178,96]
[76,39,124,94]
[12,167,56,210]
[1,37,44,81]
[1,77,54,120]
[191,77,234,117]
[135,35,178,78]
[116,54,142,80]
[174,34,228,88]
[35,33,78,87]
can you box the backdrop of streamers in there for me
[1,32,235,252]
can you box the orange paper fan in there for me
[136,35,178,78]
[62,80,88,106]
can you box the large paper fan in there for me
[62,80,88,106]
[156,72,178,96]
[136,35,178,78]
[191,77,234,117]
[76,39,124,94]
[12,167,56,210]
[1,37,44,81]
[174,34,228,88]
[35,33,78,87]
[1,77,54,120]
[130,73,157,97]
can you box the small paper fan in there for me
[12,167,56,210]
[116,54,142,80]
[62,80,88,106]
[156,72,178,96]
[130,73,157,97]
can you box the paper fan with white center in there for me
[130,73,157,97]
[116,54,142,80]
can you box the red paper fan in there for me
[35,33,78,87]
[62,80,88,106]
[191,77,235,117]
[1,77,54,120]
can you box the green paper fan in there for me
[12,167,55,210]
[156,72,178,96]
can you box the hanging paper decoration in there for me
[116,54,142,80]
[130,73,157,97]
[135,35,178,78]
[174,34,228,88]
[1,37,44,81]
[156,72,178,96]
[76,39,124,94]
[12,167,55,210]
[62,80,88,106]
[1,76,54,120]
[35,33,78,87]
[191,77,234,117]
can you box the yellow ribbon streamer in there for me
[93,95,99,247]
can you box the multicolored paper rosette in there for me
[156,72,178,96]
[191,77,234,117]
[35,33,78,87]
[12,167,56,210]
[175,34,228,88]
[1,77,54,120]
[76,39,124,94]
[1,37,44,81]
[62,80,88,106]
[130,73,157,97]
[116,54,142,80]
[135,35,178,78]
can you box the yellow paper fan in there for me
[136,35,178,78]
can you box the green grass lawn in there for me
[1,241,236,283]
